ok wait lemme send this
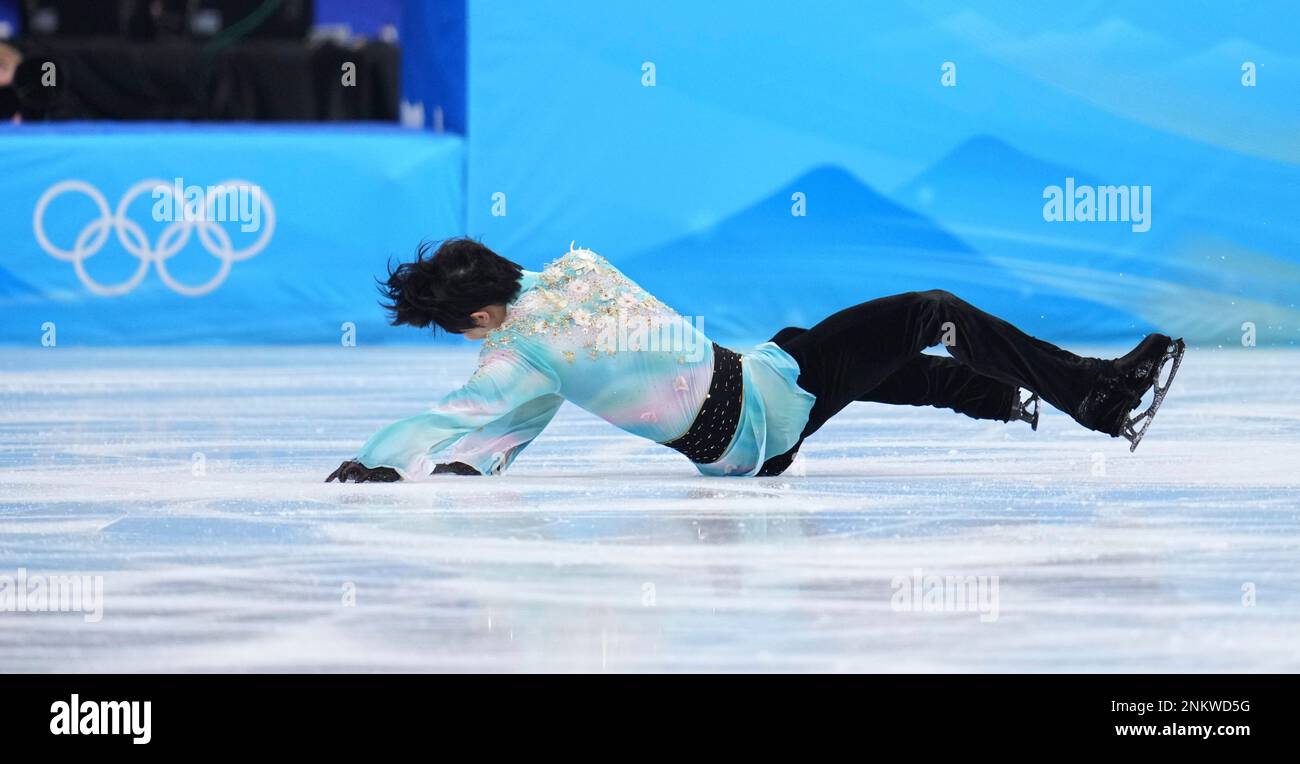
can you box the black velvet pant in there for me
[758,289,1106,476]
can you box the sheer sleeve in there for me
[441,393,565,475]
[355,347,560,478]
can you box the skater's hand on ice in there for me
[432,461,481,476]
[325,460,402,483]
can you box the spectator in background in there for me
[0,41,20,122]
[0,40,69,122]
[0,41,16,83]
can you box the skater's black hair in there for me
[379,237,525,334]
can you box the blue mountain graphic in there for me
[629,164,1143,342]
[892,135,1300,342]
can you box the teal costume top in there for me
[356,245,815,477]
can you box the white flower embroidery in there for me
[515,291,541,312]
[496,247,693,364]
[570,249,600,274]
[673,375,688,392]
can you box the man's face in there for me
[0,43,20,87]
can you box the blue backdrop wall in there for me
[2,2,1297,347]
[0,124,465,345]
[467,0,1300,346]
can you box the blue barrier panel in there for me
[467,0,1300,346]
[0,123,465,345]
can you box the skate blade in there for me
[1014,390,1040,430]
[1123,338,1186,452]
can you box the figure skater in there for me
[327,239,1182,482]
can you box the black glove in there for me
[432,461,482,476]
[325,460,402,483]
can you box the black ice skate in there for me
[1077,334,1185,451]
[1118,337,1185,451]
[1011,389,1039,430]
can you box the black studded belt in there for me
[661,342,743,464]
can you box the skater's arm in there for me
[340,392,562,480]
[348,349,560,479]
[437,393,565,475]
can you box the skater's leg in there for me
[770,292,1102,437]
[768,326,1016,421]
[758,292,1112,476]
[779,291,1105,433]
[861,354,1019,421]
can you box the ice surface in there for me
[1,345,1297,672]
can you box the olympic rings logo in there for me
[33,179,275,297]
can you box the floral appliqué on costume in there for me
[484,242,674,362]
